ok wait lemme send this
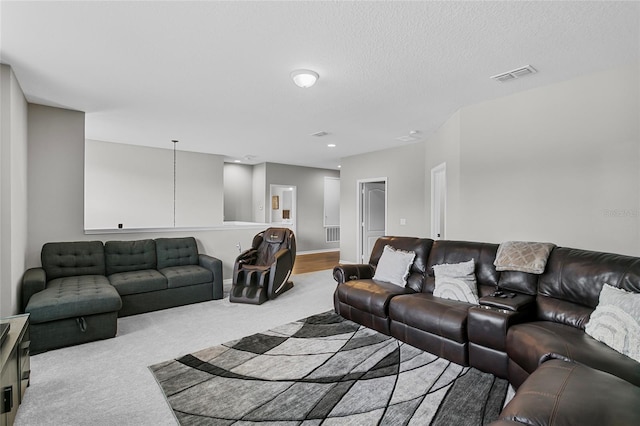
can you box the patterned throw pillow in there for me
[494,241,555,274]
[372,245,416,287]
[432,259,479,304]
[585,284,640,363]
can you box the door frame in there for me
[357,177,388,263]
[430,162,446,240]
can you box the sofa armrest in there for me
[22,267,46,312]
[333,264,375,284]
[199,254,223,299]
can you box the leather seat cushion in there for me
[160,265,213,289]
[507,321,640,386]
[108,269,167,296]
[335,279,412,318]
[26,275,122,323]
[389,293,471,343]
[499,359,640,426]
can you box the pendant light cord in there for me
[172,140,178,227]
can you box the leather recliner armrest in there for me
[333,264,375,284]
[22,267,47,312]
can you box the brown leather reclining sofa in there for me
[333,236,640,425]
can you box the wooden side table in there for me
[0,314,30,426]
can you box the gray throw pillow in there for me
[373,245,416,286]
[432,259,479,304]
[585,284,640,363]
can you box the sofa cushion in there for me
[368,237,433,292]
[105,239,156,275]
[433,259,479,304]
[494,241,555,274]
[499,359,640,426]
[389,293,471,343]
[108,269,167,296]
[160,265,212,289]
[506,321,640,386]
[372,245,416,286]
[425,240,499,295]
[585,284,640,363]
[41,241,105,280]
[335,280,412,318]
[25,275,122,324]
[537,247,640,329]
[156,237,199,269]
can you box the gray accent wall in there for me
[0,64,28,316]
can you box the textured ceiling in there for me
[1,1,639,170]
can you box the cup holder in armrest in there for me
[479,292,535,312]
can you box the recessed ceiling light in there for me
[327,143,336,148]
[234,160,241,163]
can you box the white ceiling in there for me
[2,1,638,170]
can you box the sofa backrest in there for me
[537,246,640,329]
[155,237,199,269]
[105,239,157,276]
[41,241,106,280]
[369,236,433,292]
[424,240,500,296]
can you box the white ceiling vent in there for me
[310,131,329,137]
[490,65,537,83]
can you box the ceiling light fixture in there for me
[327,143,336,148]
[291,69,319,88]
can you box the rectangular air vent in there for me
[490,65,537,83]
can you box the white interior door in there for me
[431,163,446,240]
[360,180,386,262]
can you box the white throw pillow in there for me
[585,284,640,363]
[432,259,479,304]
[372,245,416,286]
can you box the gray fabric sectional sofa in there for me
[22,237,223,353]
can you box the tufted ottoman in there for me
[23,241,122,354]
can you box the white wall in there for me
[425,63,640,256]
[340,142,428,263]
[252,162,266,223]
[223,163,254,222]
[0,64,29,316]
[26,106,264,278]
[85,140,223,229]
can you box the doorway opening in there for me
[357,178,387,263]
[269,185,297,235]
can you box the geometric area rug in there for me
[149,311,508,425]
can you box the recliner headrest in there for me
[264,228,287,244]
